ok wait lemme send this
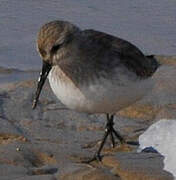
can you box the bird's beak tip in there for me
[32,61,51,110]
[32,99,37,109]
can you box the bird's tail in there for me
[144,55,160,76]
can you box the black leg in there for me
[83,114,125,163]
[107,114,125,144]
[83,122,110,163]
[107,114,115,147]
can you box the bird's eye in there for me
[51,44,62,54]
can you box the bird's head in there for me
[32,20,80,109]
[37,20,79,65]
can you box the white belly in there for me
[48,66,153,114]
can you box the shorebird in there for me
[32,20,159,162]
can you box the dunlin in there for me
[32,20,159,162]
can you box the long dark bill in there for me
[32,61,52,109]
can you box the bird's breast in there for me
[48,66,153,114]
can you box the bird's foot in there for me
[81,153,102,164]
